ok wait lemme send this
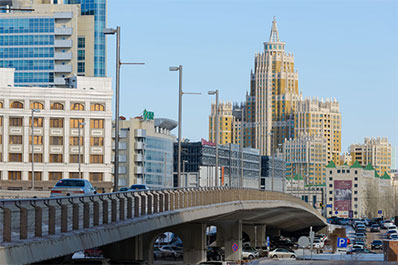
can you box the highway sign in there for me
[337,237,348,248]
[298,236,310,248]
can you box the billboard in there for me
[334,180,352,212]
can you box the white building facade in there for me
[0,68,113,190]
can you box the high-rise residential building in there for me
[294,97,342,164]
[349,137,392,176]
[283,134,327,185]
[0,68,113,190]
[209,101,243,145]
[116,115,176,189]
[247,17,300,156]
[0,0,106,87]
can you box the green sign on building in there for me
[142,109,154,120]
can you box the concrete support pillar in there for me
[100,235,143,260]
[182,223,206,264]
[218,220,242,261]
[242,224,256,247]
[255,224,266,248]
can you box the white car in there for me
[312,238,324,248]
[241,247,259,260]
[268,248,296,259]
[388,233,398,240]
[387,225,397,231]
[383,221,394,229]
[351,244,364,250]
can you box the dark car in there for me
[370,224,380,232]
[371,240,383,250]
[128,184,150,191]
[207,247,224,261]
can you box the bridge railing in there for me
[0,187,320,243]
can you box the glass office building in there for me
[64,0,106,77]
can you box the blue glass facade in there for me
[0,18,55,86]
[64,0,106,77]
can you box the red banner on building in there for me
[334,180,352,212]
[201,138,216,146]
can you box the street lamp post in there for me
[31,109,40,190]
[169,65,200,187]
[208,90,219,186]
[104,26,144,192]
[78,121,86,179]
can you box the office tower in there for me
[248,17,300,156]
[283,134,327,185]
[0,0,106,87]
[294,97,342,164]
[0,68,113,190]
[349,137,392,176]
[115,116,176,189]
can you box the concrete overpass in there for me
[0,187,327,264]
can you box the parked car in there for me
[370,224,380,232]
[382,220,394,229]
[159,246,179,259]
[348,248,376,255]
[388,233,398,240]
[371,240,383,250]
[386,230,398,237]
[351,244,364,250]
[207,247,224,261]
[199,260,238,265]
[312,238,324,248]
[153,247,162,259]
[128,184,150,191]
[50,179,97,197]
[241,246,259,260]
[62,257,111,265]
[119,187,129,192]
[355,232,367,239]
[387,225,397,232]
[268,248,296,259]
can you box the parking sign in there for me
[378,210,382,215]
[337,237,348,248]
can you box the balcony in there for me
[54,27,73,35]
[134,142,144,150]
[54,52,72,60]
[54,39,72,48]
[54,12,73,19]
[54,77,65,86]
[54,64,72,73]
[135,154,143,162]
[134,166,143,174]
[112,142,127,150]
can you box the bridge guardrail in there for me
[0,187,323,243]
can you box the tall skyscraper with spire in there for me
[246,18,300,155]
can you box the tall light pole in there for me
[169,65,200,187]
[208,90,219,186]
[31,109,40,190]
[104,26,144,192]
[78,121,86,179]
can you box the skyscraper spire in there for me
[269,16,280,42]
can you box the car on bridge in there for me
[371,240,383,250]
[128,184,150,191]
[50,179,97,197]
[370,224,380,232]
[198,261,238,265]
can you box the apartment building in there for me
[0,67,113,190]
[349,137,392,176]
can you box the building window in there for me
[329,184,332,187]
[329,191,333,194]
[8,171,21,180]
[28,172,42,181]
[354,177,358,181]
[78,37,85,48]
[90,119,104,129]
[354,197,358,201]
[70,137,83,146]
[49,172,62,181]
[90,137,104,146]
[347,170,350,173]
[9,135,22,144]
[78,62,85,73]
[69,172,80,178]
[70,118,85,128]
[329,177,332,181]
[71,103,84,111]
[70,154,83,163]
[9,117,23,126]
[0,102,3,108]
[50,136,63,145]
[50,154,63,163]
[50,102,64,110]
[90,103,105,111]
[354,184,358,188]
[30,117,43,127]
[30,102,44,109]
[29,154,43,162]
[9,153,22,162]
[329,198,332,201]
[10,101,23,109]
[50,118,64,128]
[337,170,340,173]
[0,116,2,126]
[89,172,103,182]
[355,170,358,175]
[29,136,43,145]
[342,170,345,173]
[78,50,85,60]
[329,170,332,174]
[90,155,103,164]
[354,191,358,194]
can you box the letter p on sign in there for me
[337,237,347,248]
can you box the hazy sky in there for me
[107,0,398,153]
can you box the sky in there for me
[107,0,398,155]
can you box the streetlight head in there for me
[208,91,216,95]
[103,28,117,35]
[32,109,40,113]
[169,66,180,71]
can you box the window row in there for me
[7,136,104,146]
[7,171,104,181]
[3,101,105,111]
[7,153,104,163]
[7,117,105,129]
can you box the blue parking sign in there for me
[378,210,382,215]
[337,237,347,248]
